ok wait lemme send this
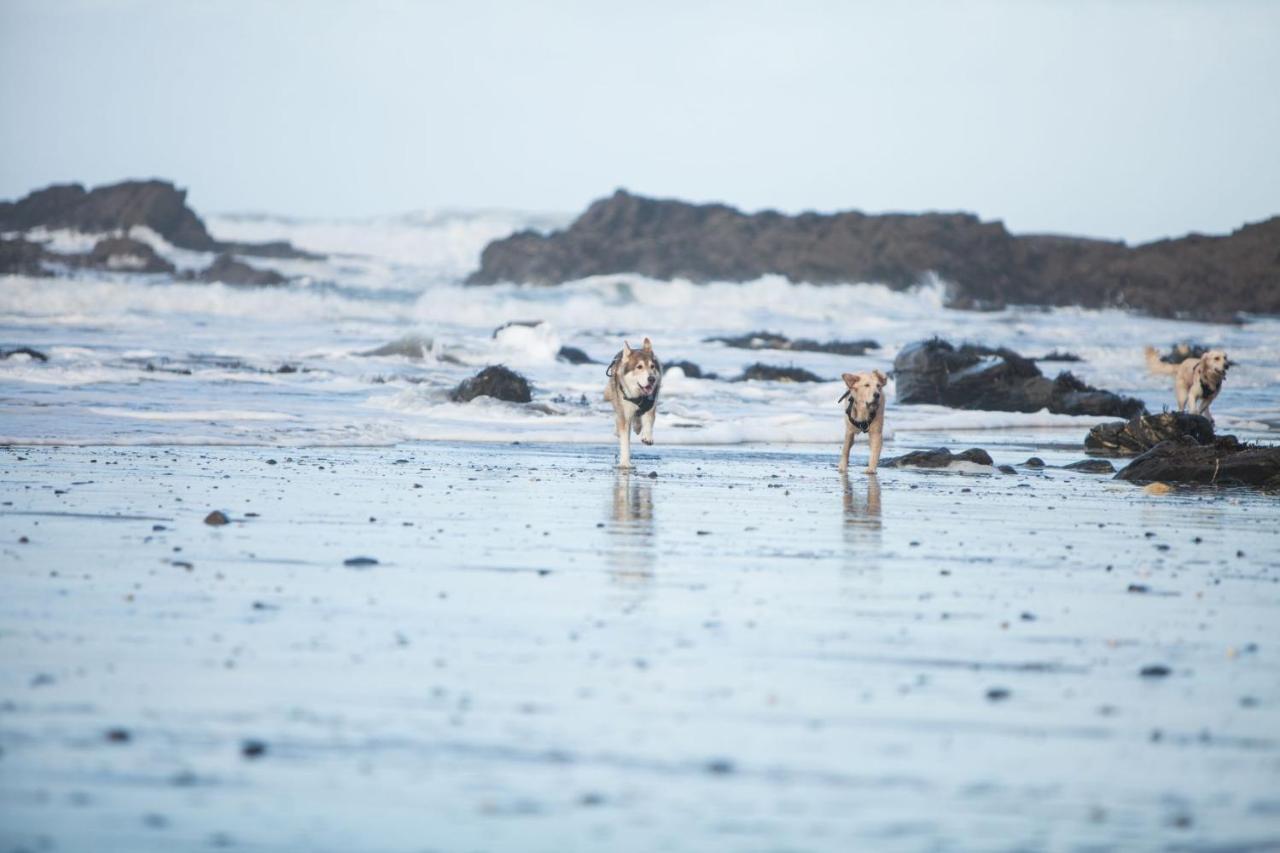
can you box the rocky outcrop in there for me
[893,338,1145,418]
[881,448,994,469]
[1085,412,1216,456]
[195,253,286,286]
[84,237,175,274]
[556,346,596,365]
[450,365,532,403]
[0,179,316,259]
[735,363,825,383]
[0,237,52,276]
[706,331,879,356]
[467,190,1280,321]
[1115,438,1280,488]
[665,360,715,379]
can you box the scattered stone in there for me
[985,687,1011,701]
[1140,664,1172,678]
[705,758,735,775]
[1085,412,1216,457]
[664,359,715,379]
[1153,343,1213,364]
[1115,438,1280,489]
[450,365,532,403]
[556,346,596,365]
[105,727,131,743]
[343,556,379,568]
[1143,482,1174,495]
[1037,350,1083,362]
[735,363,825,383]
[1062,459,1115,474]
[881,447,993,469]
[195,253,287,286]
[706,331,878,356]
[240,739,267,758]
[1,346,50,362]
[894,338,1144,417]
[1021,457,1045,468]
[997,465,1017,474]
[1128,584,1150,593]
[203,510,229,526]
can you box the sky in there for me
[1,0,1277,243]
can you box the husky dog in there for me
[1144,346,1231,418]
[605,338,661,468]
[837,370,886,474]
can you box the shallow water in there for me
[3,211,1278,448]
[1,442,1277,852]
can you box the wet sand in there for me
[1,439,1278,852]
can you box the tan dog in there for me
[1144,346,1230,418]
[837,370,886,474]
[605,338,661,468]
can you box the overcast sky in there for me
[2,0,1277,242]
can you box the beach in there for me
[2,439,1278,852]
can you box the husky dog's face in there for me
[841,370,887,429]
[1202,350,1229,375]
[620,338,659,395]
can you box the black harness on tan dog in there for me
[838,389,877,434]
[607,352,658,416]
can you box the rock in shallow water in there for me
[706,331,878,356]
[1085,412,1216,456]
[893,338,1144,418]
[1115,438,1280,489]
[735,363,825,383]
[195,253,286,286]
[881,447,994,469]
[1062,459,1116,474]
[451,365,532,403]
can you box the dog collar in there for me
[839,390,876,434]
[624,391,656,416]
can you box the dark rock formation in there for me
[881,448,994,468]
[1153,343,1214,364]
[195,253,286,286]
[0,179,315,258]
[1,346,49,362]
[0,237,52,276]
[450,365,532,403]
[492,320,544,337]
[1085,412,1216,456]
[893,338,1145,418]
[84,237,175,274]
[556,346,596,365]
[1038,350,1083,362]
[736,363,825,383]
[467,189,1280,321]
[665,360,715,379]
[1115,438,1280,488]
[1062,459,1116,474]
[706,331,879,356]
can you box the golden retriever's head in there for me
[619,338,660,395]
[840,370,887,430]
[1201,350,1229,376]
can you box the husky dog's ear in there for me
[841,372,858,388]
[873,369,888,387]
[642,337,653,351]
[622,340,632,355]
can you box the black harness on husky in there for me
[607,352,658,416]
[838,389,877,434]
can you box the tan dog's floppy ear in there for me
[642,337,652,351]
[841,372,858,388]
[873,369,887,387]
[622,340,632,355]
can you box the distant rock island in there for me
[0,179,315,282]
[468,190,1279,321]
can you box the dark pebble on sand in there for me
[1020,612,1036,621]
[1127,584,1149,593]
[266,459,277,465]
[986,687,1011,701]
[648,471,658,479]
[105,727,131,743]
[203,510,229,526]
[998,465,1016,474]
[18,536,28,544]
[241,739,267,758]
[696,530,711,536]
[579,792,605,807]
[1022,457,1045,468]
[344,556,379,568]
[705,758,735,775]
[1140,664,1172,678]
[152,524,166,531]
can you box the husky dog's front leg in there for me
[617,411,633,468]
[639,406,656,445]
[838,422,855,473]
[866,427,883,474]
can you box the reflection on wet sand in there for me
[841,472,882,550]
[605,471,655,581]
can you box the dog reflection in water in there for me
[606,471,655,582]
[841,472,882,533]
